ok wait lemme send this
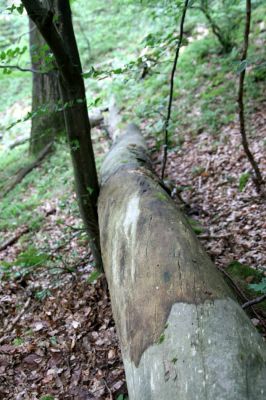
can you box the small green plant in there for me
[50,336,58,346]
[87,270,102,284]
[238,172,250,192]
[40,396,55,400]
[35,289,52,301]
[12,337,24,346]
[158,333,165,344]
[249,278,266,294]
[116,395,128,400]
[0,247,49,281]
[188,218,205,235]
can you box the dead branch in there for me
[242,294,266,310]
[9,136,30,150]
[0,226,29,252]
[0,298,31,344]
[2,142,53,197]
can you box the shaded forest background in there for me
[0,0,265,399]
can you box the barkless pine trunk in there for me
[98,123,266,399]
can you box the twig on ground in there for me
[103,379,113,400]
[0,297,31,344]
[0,226,29,252]
[242,294,266,310]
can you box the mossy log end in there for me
[98,124,266,400]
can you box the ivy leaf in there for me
[87,270,102,284]
[249,278,266,294]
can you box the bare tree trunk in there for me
[22,0,103,271]
[98,124,266,399]
[29,20,65,155]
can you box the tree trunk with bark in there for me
[22,0,102,270]
[98,123,266,399]
[29,19,65,155]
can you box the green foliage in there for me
[238,172,250,192]
[6,3,24,15]
[35,289,52,301]
[188,217,205,235]
[249,278,266,295]
[116,395,128,400]
[12,337,24,346]
[0,247,49,280]
[15,247,48,268]
[87,270,102,284]
[227,261,266,310]
[227,261,262,281]
[158,333,165,344]
[40,396,55,400]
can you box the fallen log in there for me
[98,124,266,399]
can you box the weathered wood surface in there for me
[98,124,266,400]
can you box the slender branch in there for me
[161,0,189,179]
[237,0,263,192]
[242,294,266,310]
[0,64,46,74]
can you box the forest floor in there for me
[0,103,265,399]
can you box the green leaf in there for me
[13,337,24,346]
[249,278,266,294]
[87,270,102,284]
[87,186,94,195]
[40,396,55,400]
[237,59,248,74]
[238,172,250,192]
[158,333,165,344]
[35,289,51,301]
[50,336,58,346]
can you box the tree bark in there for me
[22,0,102,270]
[29,19,65,155]
[98,124,266,399]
